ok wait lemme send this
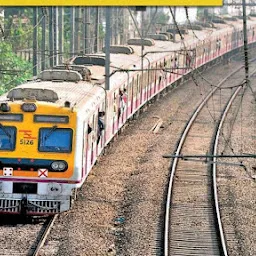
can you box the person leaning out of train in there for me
[113,94,117,117]
[97,111,105,144]
[88,124,92,134]
[185,53,191,68]
[122,88,128,107]
[118,89,127,117]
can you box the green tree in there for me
[4,7,34,51]
[155,10,170,25]
[0,41,32,95]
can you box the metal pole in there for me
[119,8,124,44]
[49,7,54,68]
[53,7,58,66]
[141,11,144,89]
[58,7,64,64]
[33,7,38,76]
[173,7,176,42]
[242,0,249,82]
[74,7,80,54]
[114,7,118,44]
[123,8,129,43]
[70,7,75,57]
[94,7,99,53]
[84,7,90,54]
[105,7,111,90]
[41,7,46,71]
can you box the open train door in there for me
[86,113,98,169]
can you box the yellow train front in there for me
[0,70,99,215]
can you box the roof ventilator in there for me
[187,24,203,31]
[37,70,82,82]
[167,26,188,35]
[159,32,173,40]
[7,88,59,102]
[102,45,134,54]
[147,34,169,41]
[53,65,92,81]
[127,38,155,46]
[70,55,106,66]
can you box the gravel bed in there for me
[38,59,255,256]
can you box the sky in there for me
[164,7,198,24]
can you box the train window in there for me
[38,128,73,153]
[34,115,69,124]
[0,126,16,151]
[0,114,23,122]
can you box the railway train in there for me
[0,17,256,215]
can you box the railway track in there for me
[163,62,256,255]
[32,215,57,256]
[0,214,56,256]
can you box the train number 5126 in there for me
[20,139,34,145]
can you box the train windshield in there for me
[39,127,73,153]
[0,125,16,151]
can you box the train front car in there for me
[0,70,85,215]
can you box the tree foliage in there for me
[155,10,170,25]
[4,7,34,51]
[0,41,32,95]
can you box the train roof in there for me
[82,18,253,91]
[1,17,255,113]
[1,78,105,112]
[104,19,246,88]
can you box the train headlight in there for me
[0,103,10,112]
[47,183,62,195]
[50,161,67,171]
[21,103,37,112]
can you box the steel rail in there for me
[212,85,242,256]
[163,60,256,255]
[212,66,256,256]
[32,215,57,256]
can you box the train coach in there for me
[0,18,256,215]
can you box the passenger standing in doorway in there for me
[97,111,105,144]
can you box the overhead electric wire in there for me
[184,7,214,42]
[168,6,254,162]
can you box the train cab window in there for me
[39,128,73,153]
[0,126,16,151]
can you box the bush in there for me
[0,41,32,95]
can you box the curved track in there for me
[164,62,256,255]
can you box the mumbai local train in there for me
[0,17,256,215]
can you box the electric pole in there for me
[70,7,75,57]
[33,7,38,76]
[58,7,64,65]
[173,7,176,42]
[105,7,111,90]
[242,0,249,83]
[41,7,46,71]
[84,7,90,54]
[53,7,58,66]
[113,7,118,44]
[49,7,54,67]
[94,7,99,53]
[74,7,80,54]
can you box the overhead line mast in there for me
[105,7,111,91]
[242,0,249,83]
